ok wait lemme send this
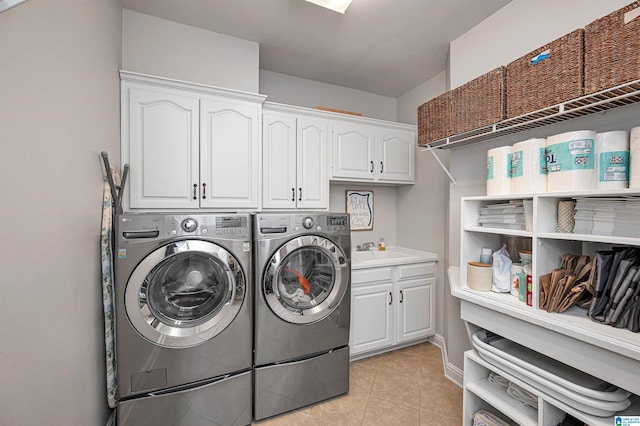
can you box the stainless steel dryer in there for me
[253,212,351,421]
[114,213,253,426]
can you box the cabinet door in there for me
[262,113,296,209]
[331,121,376,180]
[297,117,329,209]
[200,98,261,209]
[350,282,394,356]
[377,128,415,183]
[397,277,435,343]
[126,85,200,209]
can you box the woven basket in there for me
[417,91,452,146]
[451,67,506,134]
[506,29,584,118]
[585,1,640,94]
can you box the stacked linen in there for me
[574,197,640,237]
[478,201,526,230]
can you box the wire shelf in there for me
[420,78,640,150]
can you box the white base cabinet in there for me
[350,261,435,358]
[121,71,266,211]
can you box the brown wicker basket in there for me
[506,29,584,118]
[585,1,640,94]
[451,67,506,134]
[417,91,452,146]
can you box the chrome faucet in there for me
[357,242,376,251]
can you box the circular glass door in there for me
[264,235,349,324]
[125,240,245,348]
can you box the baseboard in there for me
[431,333,463,388]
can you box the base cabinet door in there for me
[397,277,435,343]
[350,282,393,356]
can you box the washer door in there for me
[264,235,349,324]
[125,240,245,348]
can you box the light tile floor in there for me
[254,342,463,426]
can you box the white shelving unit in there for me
[455,190,640,424]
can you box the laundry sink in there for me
[351,248,411,263]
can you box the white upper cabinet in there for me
[126,85,200,209]
[331,121,377,180]
[331,118,415,184]
[121,71,266,211]
[200,98,261,209]
[377,128,415,183]
[262,105,329,210]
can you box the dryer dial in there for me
[302,217,314,229]
[181,218,198,232]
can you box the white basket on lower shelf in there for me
[471,329,632,417]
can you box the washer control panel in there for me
[116,213,251,244]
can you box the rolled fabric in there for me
[556,200,576,233]
[546,130,597,192]
[486,146,512,196]
[595,130,629,190]
[511,138,547,194]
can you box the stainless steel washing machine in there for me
[114,213,253,426]
[253,212,351,421]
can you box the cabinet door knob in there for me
[380,161,384,173]
[400,290,403,303]
[299,187,302,201]
[291,188,295,202]
[193,183,197,200]
[370,161,374,173]
[389,291,392,305]
[202,183,206,199]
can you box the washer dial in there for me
[181,218,198,232]
[302,217,314,229]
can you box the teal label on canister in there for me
[540,147,548,175]
[510,151,523,178]
[546,138,594,173]
[487,156,494,180]
[599,151,629,182]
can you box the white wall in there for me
[123,9,260,93]
[260,70,398,122]
[445,0,637,370]
[396,71,449,338]
[0,0,122,424]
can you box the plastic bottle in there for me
[378,237,386,251]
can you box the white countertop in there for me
[350,246,438,269]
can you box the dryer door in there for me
[125,240,245,348]
[264,235,349,324]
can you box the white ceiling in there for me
[120,0,511,98]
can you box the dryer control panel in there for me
[256,213,350,237]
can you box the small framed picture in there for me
[345,190,373,231]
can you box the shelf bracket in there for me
[421,144,457,185]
